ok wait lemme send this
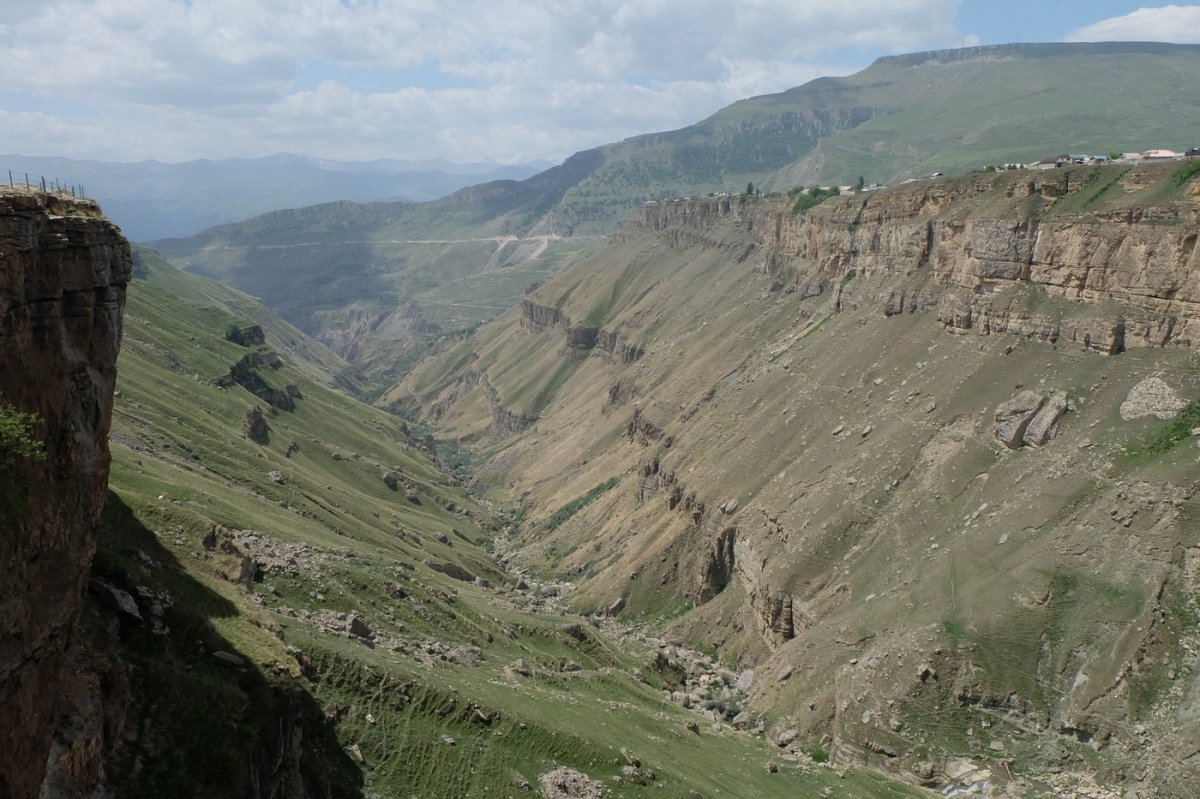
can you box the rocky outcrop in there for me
[520,300,644,363]
[484,377,538,439]
[218,351,303,410]
[0,191,131,799]
[626,408,672,448]
[993,389,1069,449]
[632,165,1200,351]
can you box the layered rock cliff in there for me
[0,191,131,799]
[634,164,1200,353]
[396,161,1200,797]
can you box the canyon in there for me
[394,161,1200,796]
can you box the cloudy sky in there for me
[1,1,1198,165]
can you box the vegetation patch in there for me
[0,402,45,526]
[1171,159,1200,187]
[1123,400,1200,462]
[544,477,621,532]
[790,185,840,213]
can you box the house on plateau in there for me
[1034,155,1067,170]
[1141,149,1180,161]
[1186,147,1200,158]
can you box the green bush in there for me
[791,185,840,213]
[0,402,44,471]
[0,402,44,528]
[1171,160,1200,187]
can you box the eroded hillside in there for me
[391,162,1200,797]
[4,208,925,798]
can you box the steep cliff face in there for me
[633,165,1200,353]
[0,191,131,799]
[396,161,1200,797]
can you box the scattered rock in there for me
[244,406,270,444]
[348,614,373,640]
[1120,377,1189,420]
[719,499,739,514]
[777,728,800,748]
[831,423,845,435]
[405,486,420,503]
[424,559,476,583]
[440,735,456,746]
[686,720,701,735]
[267,470,286,484]
[507,659,533,678]
[213,650,245,667]
[381,471,400,491]
[621,765,646,785]
[347,743,365,763]
[537,767,605,799]
[776,665,794,682]
[605,596,626,617]
[89,579,142,620]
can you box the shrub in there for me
[791,185,840,213]
[0,402,44,471]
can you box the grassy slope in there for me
[96,252,922,798]
[393,165,1200,796]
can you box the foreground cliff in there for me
[0,191,131,799]
[392,162,1200,797]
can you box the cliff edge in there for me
[0,191,131,799]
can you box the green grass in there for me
[1170,159,1200,186]
[791,185,840,213]
[96,252,928,798]
[545,477,622,532]
[1122,400,1200,463]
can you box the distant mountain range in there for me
[152,41,1200,383]
[0,153,552,240]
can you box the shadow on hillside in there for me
[86,491,364,799]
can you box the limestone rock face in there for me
[636,166,1200,351]
[0,192,131,799]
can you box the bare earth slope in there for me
[391,162,1200,797]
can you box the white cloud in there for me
[1065,4,1200,43]
[0,0,965,162]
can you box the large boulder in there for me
[994,390,1045,449]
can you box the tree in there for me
[855,175,865,192]
[0,402,43,472]
[745,182,755,196]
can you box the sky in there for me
[1,1,1198,165]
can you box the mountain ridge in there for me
[154,42,1200,390]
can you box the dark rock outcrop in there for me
[0,191,131,799]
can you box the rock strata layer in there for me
[0,192,131,799]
